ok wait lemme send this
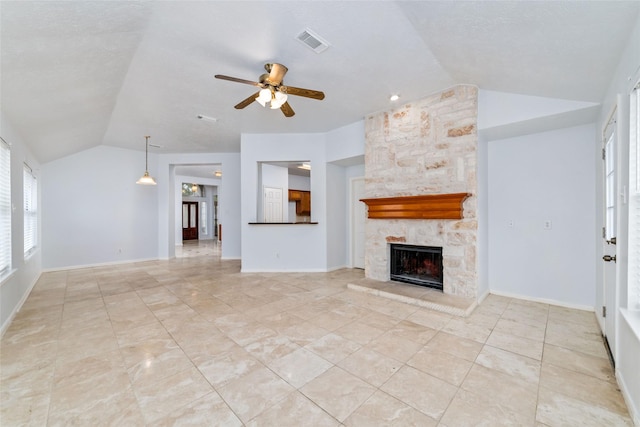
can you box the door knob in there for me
[603,255,617,262]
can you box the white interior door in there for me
[264,186,283,223]
[351,177,366,269]
[603,115,618,360]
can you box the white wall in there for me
[0,112,42,334]
[326,120,365,163]
[477,135,489,300]
[241,133,328,272]
[478,90,599,130]
[598,12,640,425]
[488,124,597,308]
[42,145,159,269]
[326,163,346,270]
[288,174,310,191]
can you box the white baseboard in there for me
[42,257,159,272]
[616,369,640,427]
[477,288,491,304]
[489,289,595,312]
[0,272,41,337]
[240,268,328,273]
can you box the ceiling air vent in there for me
[296,28,330,53]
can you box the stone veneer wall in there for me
[364,85,478,298]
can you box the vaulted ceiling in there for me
[2,1,639,164]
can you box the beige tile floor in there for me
[1,240,633,426]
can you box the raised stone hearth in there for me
[347,278,476,317]
[364,85,478,300]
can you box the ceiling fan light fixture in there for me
[256,88,272,107]
[270,91,288,109]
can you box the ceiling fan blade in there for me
[234,91,260,109]
[280,102,295,117]
[266,63,288,86]
[281,86,325,100]
[215,74,263,88]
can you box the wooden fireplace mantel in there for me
[360,193,471,220]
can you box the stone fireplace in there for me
[364,85,478,299]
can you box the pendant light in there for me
[136,135,157,185]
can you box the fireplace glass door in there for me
[390,244,443,290]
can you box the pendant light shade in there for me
[136,135,157,185]
[256,88,272,107]
[270,91,288,109]
[136,171,156,185]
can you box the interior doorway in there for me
[182,201,199,240]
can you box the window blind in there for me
[201,201,207,234]
[0,139,11,276]
[629,83,640,310]
[23,164,37,257]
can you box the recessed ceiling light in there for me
[389,94,400,101]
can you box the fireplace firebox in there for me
[389,244,443,290]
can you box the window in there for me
[182,183,202,197]
[629,81,640,310]
[23,164,37,257]
[201,201,207,234]
[604,127,616,240]
[0,139,10,276]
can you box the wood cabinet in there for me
[288,189,311,215]
[288,190,302,201]
[298,191,311,215]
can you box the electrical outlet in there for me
[544,220,552,230]
[508,220,514,228]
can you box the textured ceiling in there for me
[1,1,639,164]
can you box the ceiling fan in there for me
[215,63,325,117]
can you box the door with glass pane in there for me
[182,201,199,240]
[602,115,618,360]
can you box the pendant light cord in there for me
[145,135,150,171]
